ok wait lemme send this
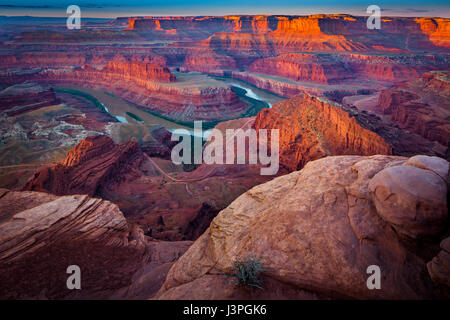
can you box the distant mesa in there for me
[126,15,450,52]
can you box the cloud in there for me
[0,5,55,8]
[0,3,119,9]
[379,7,430,13]
[403,8,430,13]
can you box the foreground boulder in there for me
[427,237,450,288]
[156,155,449,299]
[0,190,128,264]
[0,189,190,299]
[368,157,448,239]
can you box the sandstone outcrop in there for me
[181,49,236,73]
[156,155,449,299]
[0,82,59,116]
[253,94,392,171]
[414,17,450,49]
[248,53,349,84]
[0,188,191,299]
[140,125,177,159]
[23,135,144,196]
[229,72,308,97]
[245,52,445,88]
[376,71,450,156]
[127,14,449,53]
[127,15,281,36]
[189,15,450,54]
[0,190,128,264]
[102,61,176,83]
[0,50,168,71]
[369,159,448,238]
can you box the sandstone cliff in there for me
[0,51,168,71]
[23,135,144,196]
[102,61,176,83]
[127,15,281,35]
[129,15,450,52]
[248,53,349,84]
[246,52,443,86]
[253,94,392,171]
[181,49,236,73]
[188,15,450,54]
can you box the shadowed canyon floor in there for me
[156,155,449,299]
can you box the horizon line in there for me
[1,13,449,19]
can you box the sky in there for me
[0,1,449,18]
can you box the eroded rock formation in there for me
[185,15,450,54]
[102,61,176,83]
[377,71,450,153]
[253,94,392,171]
[248,53,349,84]
[0,188,192,299]
[23,135,144,196]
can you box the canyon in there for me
[0,13,449,299]
[343,70,450,159]
[20,94,402,241]
[1,61,250,123]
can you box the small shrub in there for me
[228,255,264,289]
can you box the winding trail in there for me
[145,117,255,183]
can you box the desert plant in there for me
[228,255,264,289]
